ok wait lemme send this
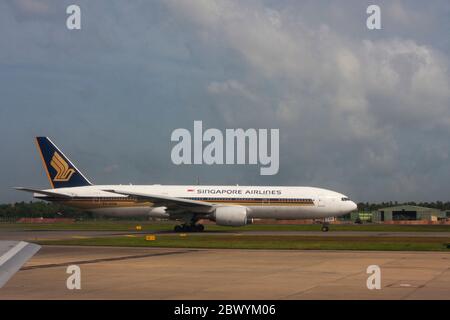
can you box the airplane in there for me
[0,241,40,288]
[16,137,357,232]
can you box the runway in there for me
[2,229,450,242]
[0,245,449,299]
[0,230,135,241]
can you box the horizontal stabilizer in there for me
[14,187,73,198]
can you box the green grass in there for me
[37,234,450,251]
[0,221,174,231]
[1,221,450,232]
[207,224,450,233]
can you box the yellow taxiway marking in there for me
[125,234,136,238]
[71,236,89,239]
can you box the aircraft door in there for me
[317,197,326,207]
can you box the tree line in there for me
[0,201,92,219]
[1,200,450,220]
[357,201,450,212]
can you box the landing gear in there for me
[321,224,329,232]
[173,223,205,232]
[314,219,330,232]
[195,224,205,232]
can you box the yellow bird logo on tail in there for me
[50,152,75,181]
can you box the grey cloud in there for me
[162,0,450,201]
[0,0,449,203]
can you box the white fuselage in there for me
[35,185,357,220]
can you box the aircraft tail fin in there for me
[35,137,92,188]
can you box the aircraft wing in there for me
[14,187,73,198]
[104,189,215,212]
[0,241,41,288]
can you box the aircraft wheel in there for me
[321,226,329,232]
[191,224,204,232]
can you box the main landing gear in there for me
[321,223,329,232]
[174,224,205,233]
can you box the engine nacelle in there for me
[213,206,252,227]
[148,207,169,218]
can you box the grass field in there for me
[1,221,450,232]
[37,234,450,251]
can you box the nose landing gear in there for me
[320,220,330,232]
[314,219,330,232]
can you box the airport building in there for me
[376,205,444,222]
[346,205,447,223]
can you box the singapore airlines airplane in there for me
[16,137,357,232]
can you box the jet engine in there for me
[213,206,252,227]
[148,207,169,218]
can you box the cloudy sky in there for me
[0,0,449,203]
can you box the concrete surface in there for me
[1,229,450,241]
[0,230,135,241]
[0,246,448,299]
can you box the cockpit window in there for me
[341,197,350,201]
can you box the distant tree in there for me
[0,201,93,219]
[355,201,450,212]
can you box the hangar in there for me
[345,205,446,223]
[376,205,443,222]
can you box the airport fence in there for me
[0,216,19,223]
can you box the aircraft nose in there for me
[349,201,357,212]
